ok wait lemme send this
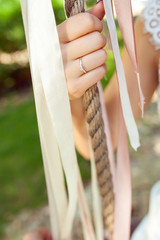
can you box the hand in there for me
[57,0,107,100]
[23,228,52,240]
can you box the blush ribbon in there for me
[113,0,145,115]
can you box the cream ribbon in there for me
[20,0,95,239]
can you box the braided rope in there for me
[64,1,114,239]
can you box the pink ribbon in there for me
[113,0,145,114]
[98,83,131,240]
[114,0,137,71]
[102,0,140,239]
[114,103,131,240]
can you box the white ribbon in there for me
[20,0,95,239]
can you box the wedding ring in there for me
[79,57,87,74]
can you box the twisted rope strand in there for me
[64,1,114,239]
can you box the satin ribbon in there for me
[98,83,131,240]
[103,0,140,151]
[20,1,95,239]
[113,0,145,115]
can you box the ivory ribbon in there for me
[20,0,95,239]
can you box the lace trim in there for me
[140,0,160,116]
[140,0,160,50]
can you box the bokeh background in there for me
[0,0,159,239]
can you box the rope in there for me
[64,1,114,239]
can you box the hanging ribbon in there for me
[20,0,95,239]
[103,0,140,150]
[113,0,145,115]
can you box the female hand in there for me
[23,228,52,240]
[56,0,106,159]
[57,0,107,100]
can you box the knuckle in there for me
[95,32,106,48]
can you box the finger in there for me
[65,49,107,79]
[68,64,107,100]
[57,12,103,43]
[62,31,106,61]
[88,0,105,20]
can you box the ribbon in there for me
[20,0,95,239]
[98,83,131,240]
[113,0,145,115]
[103,0,140,150]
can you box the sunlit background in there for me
[0,0,159,239]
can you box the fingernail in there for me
[96,0,103,4]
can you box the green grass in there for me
[0,94,47,235]
[0,92,92,236]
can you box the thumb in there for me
[88,0,105,20]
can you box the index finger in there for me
[57,12,103,43]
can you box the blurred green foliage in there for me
[0,0,66,53]
[0,95,47,235]
[0,94,91,236]
[0,0,25,53]
[0,0,66,96]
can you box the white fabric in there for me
[141,0,160,115]
[131,181,160,240]
[131,0,147,16]
[141,0,160,50]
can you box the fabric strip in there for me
[113,0,145,114]
[114,103,131,240]
[20,0,94,239]
[103,0,140,150]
